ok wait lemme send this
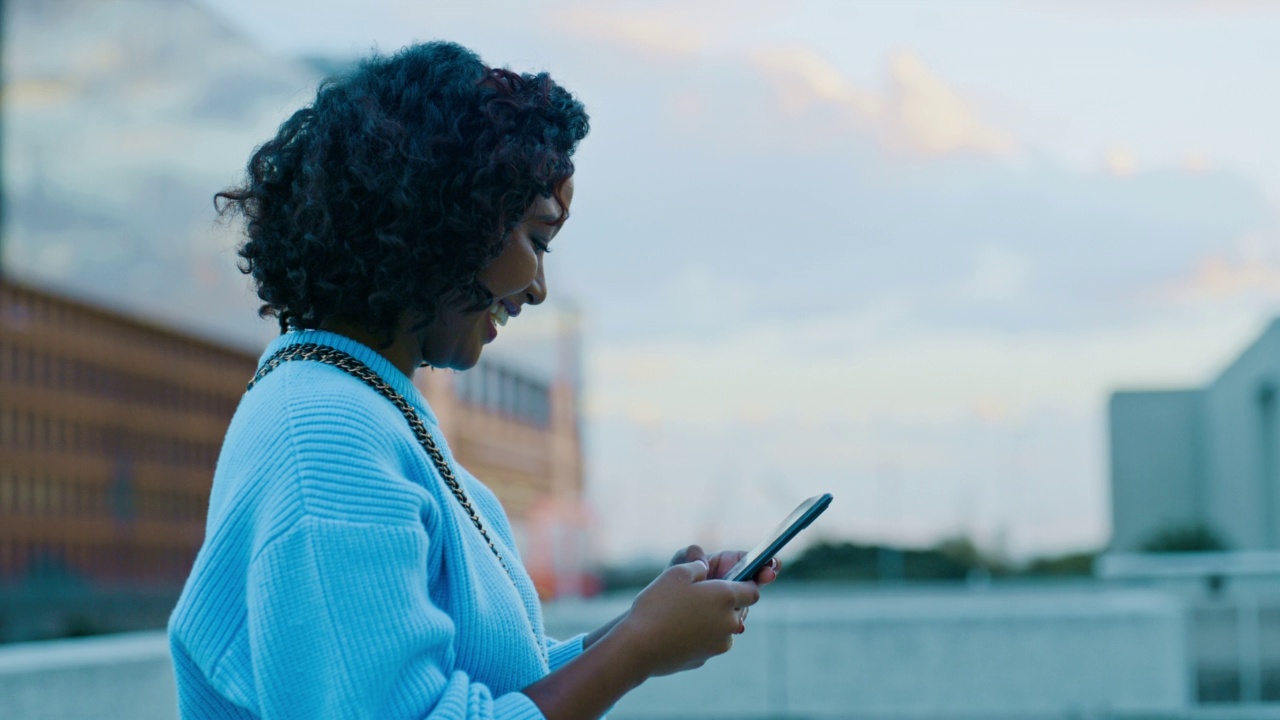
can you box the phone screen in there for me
[724,493,833,582]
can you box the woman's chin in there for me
[443,345,485,372]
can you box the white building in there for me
[1111,319,1280,552]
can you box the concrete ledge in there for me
[1097,552,1280,580]
[545,587,1193,719]
[0,631,177,720]
[0,588,1213,720]
[1122,706,1280,720]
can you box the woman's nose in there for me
[524,263,547,306]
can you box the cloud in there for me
[1035,0,1280,18]
[960,246,1033,302]
[1161,247,1280,301]
[587,293,1262,434]
[1139,228,1280,308]
[752,47,884,118]
[5,78,80,109]
[552,4,706,58]
[1182,151,1212,174]
[750,47,1015,158]
[1105,147,1137,177]
[549,0,799,60]
[541,8,1015,160]
[885,52,1015,157]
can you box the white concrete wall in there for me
[0,588,1191,720]
[1109,390,1206,552]
[545,587,1192,720]
[1106,320,1280,554]
[1204,320,1280,550]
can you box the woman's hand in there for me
[669,544,782,585]
[614,559,760,678]
[525,551,766,720]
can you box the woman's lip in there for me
[501,299,521,317]
[484,313,498,342]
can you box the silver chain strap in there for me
[248,343,549,666]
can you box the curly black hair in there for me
[217,41,589,346]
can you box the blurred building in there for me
[1110,319,1280,552]
[0,277,592,639]
[0,277,257,594]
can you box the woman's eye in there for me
[532,237,552,254]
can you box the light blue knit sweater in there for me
[169,329,584,719]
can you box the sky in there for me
[7,0,1280,563]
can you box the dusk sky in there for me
[8,0,1280,562]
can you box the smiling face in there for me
[415,176,575,371]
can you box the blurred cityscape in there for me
[5,0,1280,719]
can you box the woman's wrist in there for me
[592,618,654,689]
[582,611,627,651]
[523,615,651,720]
[593,609,655,681]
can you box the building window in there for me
[457,361,552,427]
[16,475,29,514]
[0,471,13,514]
[32,475,46,516]
[49,478,63,517]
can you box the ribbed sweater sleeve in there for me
[545,635,586,674]
[244,517,542,720]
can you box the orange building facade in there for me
[0,277,257,589]
[0,276,592,614]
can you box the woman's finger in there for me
[670,544,706,567]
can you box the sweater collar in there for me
[259,329,442,427]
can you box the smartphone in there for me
[723,493,833,582]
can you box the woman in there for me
[169,41,776,720]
